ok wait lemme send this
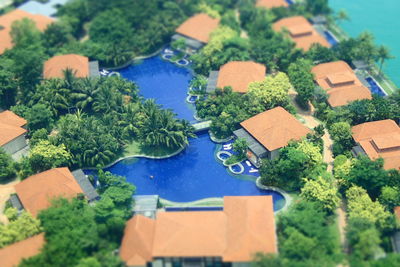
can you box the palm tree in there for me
[71,78,100,111]
[376,45,394,75]
[335,10,349,25]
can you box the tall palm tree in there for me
[376,45,394,75]
[71,78,100,111]
[335,10,349,25]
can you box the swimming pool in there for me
[118,56,196,122]
[324,30,339,46]
[365,76,387,96]
[88,132,285,210]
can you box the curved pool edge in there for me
[256,177,292,213]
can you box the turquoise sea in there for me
[330,0,400,87]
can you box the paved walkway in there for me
[0,179,19,224]
[290,91,348,264]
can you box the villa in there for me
[0,110,28,155]
[43,54,100,79]
[11,168,99,217]
[272,16,330,51]
[256,0,289,9]
[207,61,266,93]
[351,119,400,171]
[172,13,220,52]
[0,9,54,54]
[234,107,311,166]
[312,61,372,107]
[119,196,277,267]
[0,233,45,267]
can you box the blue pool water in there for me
[92,132,285,210]
[366,77,387,96]
[118,56,196,122]
[285,0,294,5]
[324,31,339,46]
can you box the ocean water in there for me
[330,0,400,87]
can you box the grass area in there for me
[123,140,181,158]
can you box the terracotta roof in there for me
[0,110,27,147]
[217,61,266,93]
[0,233,45,267]
[0,9,53,54]
[43,54,89,79]
[256,0,288,8]
[272,16,330,51]
[312,61,372,107]
[352,120,400,170]
[14,168,84,217]
[394,206,400,221]
[176,13,220,43]
[120,196,276,265]
[240,107,311,151]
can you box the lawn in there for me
[123,140,181,158]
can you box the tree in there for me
[304,0,331,15]
[0,58,18,109]
[171,38,186,51]
[307,43,337,64]
[379,186,400,211]
[42,22,73,56]
[0,148,16,181]
[0,209,41,248]
[28,140,72,173]
[247,72,291,110]
[300,176,340,213]
[288,59,315,108]
[233,138,248,158]
[375,45,394,75]
[26,103,54,132]
[334,10,349,25]
[346,186,391,229]
[329,121,354,156]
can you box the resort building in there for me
[120,196,277,267]
[0,233,45,267]
[12,168,99,217]
[351,119,400,171]
[256,0,289,9]
[234,107,311,166]
[272,16,330,51]
[0,9,54,54]
[43,54,100,79]
[207,61,266,93]
[172,13,220,52]
[312,61,372,107]
[0,110,28,155]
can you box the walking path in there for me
[0,179,19,224]
[290,91,349,264]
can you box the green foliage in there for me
[304,0,331,15]
[28,140,72,173]
[233,138,248,158]
[171,38,186,51]
[306,43,338,64]
[288,59,315,108]
[248,72,291,110]
[0,148,16,181]
[42,22,73,56]
[0,209,41,248]
[0,58,18,109]
[26,103,54,132]
[260,141,325,191]
[328,122,354,156]
[346,186,391,230]
[29,128,49,147]
[300,176,340,213]
[379,186,400,211]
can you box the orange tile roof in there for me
[394,206,400,221]
[120,196,276,265]
[256,0,289,8]
[240,107,311,151]
[217,61,266,93]
[43,54,89,79]
[352,120,400,170]
[312,61,372,107]
[0,110,27,147]
[0,233,45,267]
[0,9,54,54]
[176,13,220,43]
[14,168,84,217]
[272,16,330,51]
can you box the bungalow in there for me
[256,0,289,9]
[234,107,311,166]
[351,119,400,171]
[312,61,372,108]
[0,9,54,55]
[12,168,99,217]
[207,61,266,93]
[272,16,330,51]
[43,54,100,79]
[0,110,28,155]
[172,13,220,52]
[119,196,277,267]
[0,233,45,267]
